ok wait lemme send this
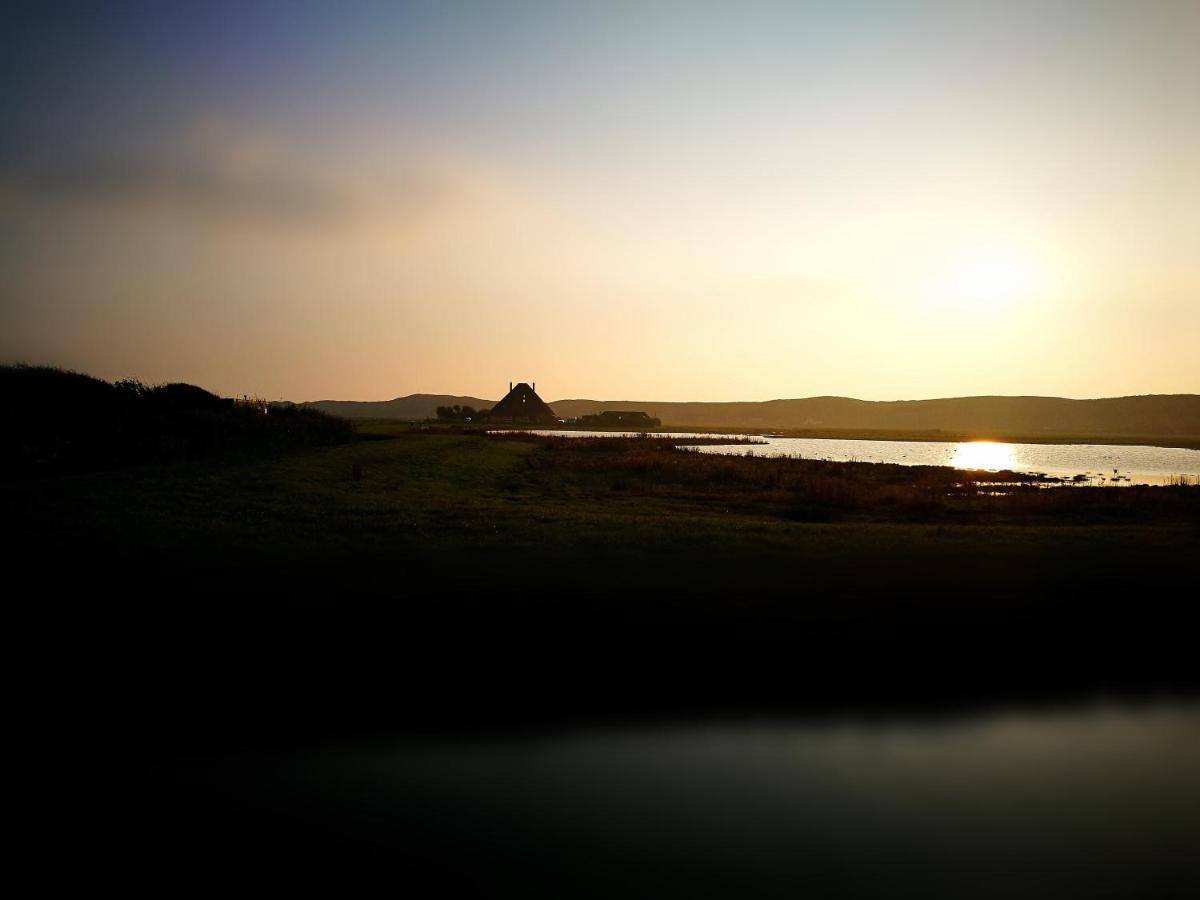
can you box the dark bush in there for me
[1,364,352,477]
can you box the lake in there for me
[153,704,1200,896]
[515,431,1200,485]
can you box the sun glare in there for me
[927,246,1046,314]
[950,441,1017,472]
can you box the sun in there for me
[950,441,1017,472]
[926,245,1046,313]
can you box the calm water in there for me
[163,705,1200,896]
[517,430,1200,484]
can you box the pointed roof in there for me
[490,382,557,423]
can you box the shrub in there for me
[2,364,352,477]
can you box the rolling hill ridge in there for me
[305,393,1200,438]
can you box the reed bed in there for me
[503,433,1200,523]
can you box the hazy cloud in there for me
[0,119,455,230]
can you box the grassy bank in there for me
[10,425,1197,558]
[492,431,1198,522]
[10,424,1198,739]
[12,416,1198,895]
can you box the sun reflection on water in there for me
[950,441,1018,471]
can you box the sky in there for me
[2,1,1197,402]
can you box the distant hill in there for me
[306,392,1200,438]
[549,394,1200,436]
[306,394,495,421]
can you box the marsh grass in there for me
[8,422,1199,720]
[509,433,1200,524]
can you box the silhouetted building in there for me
[490,382,558,425]
[579,410,661,429]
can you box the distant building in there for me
[579,410,661,429]
[489,382,559,425]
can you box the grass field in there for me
[9,421,1198,740]
[9,421,1197,567]
[13,419,1199,889]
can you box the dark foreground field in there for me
[8,422,1199,893]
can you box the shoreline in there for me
[511,424,1200,451]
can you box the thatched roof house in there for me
[490,382,558,425]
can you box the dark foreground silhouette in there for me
[7,371,1197,895]
[2,364,350,475]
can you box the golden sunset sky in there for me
[2,2,1197,401]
